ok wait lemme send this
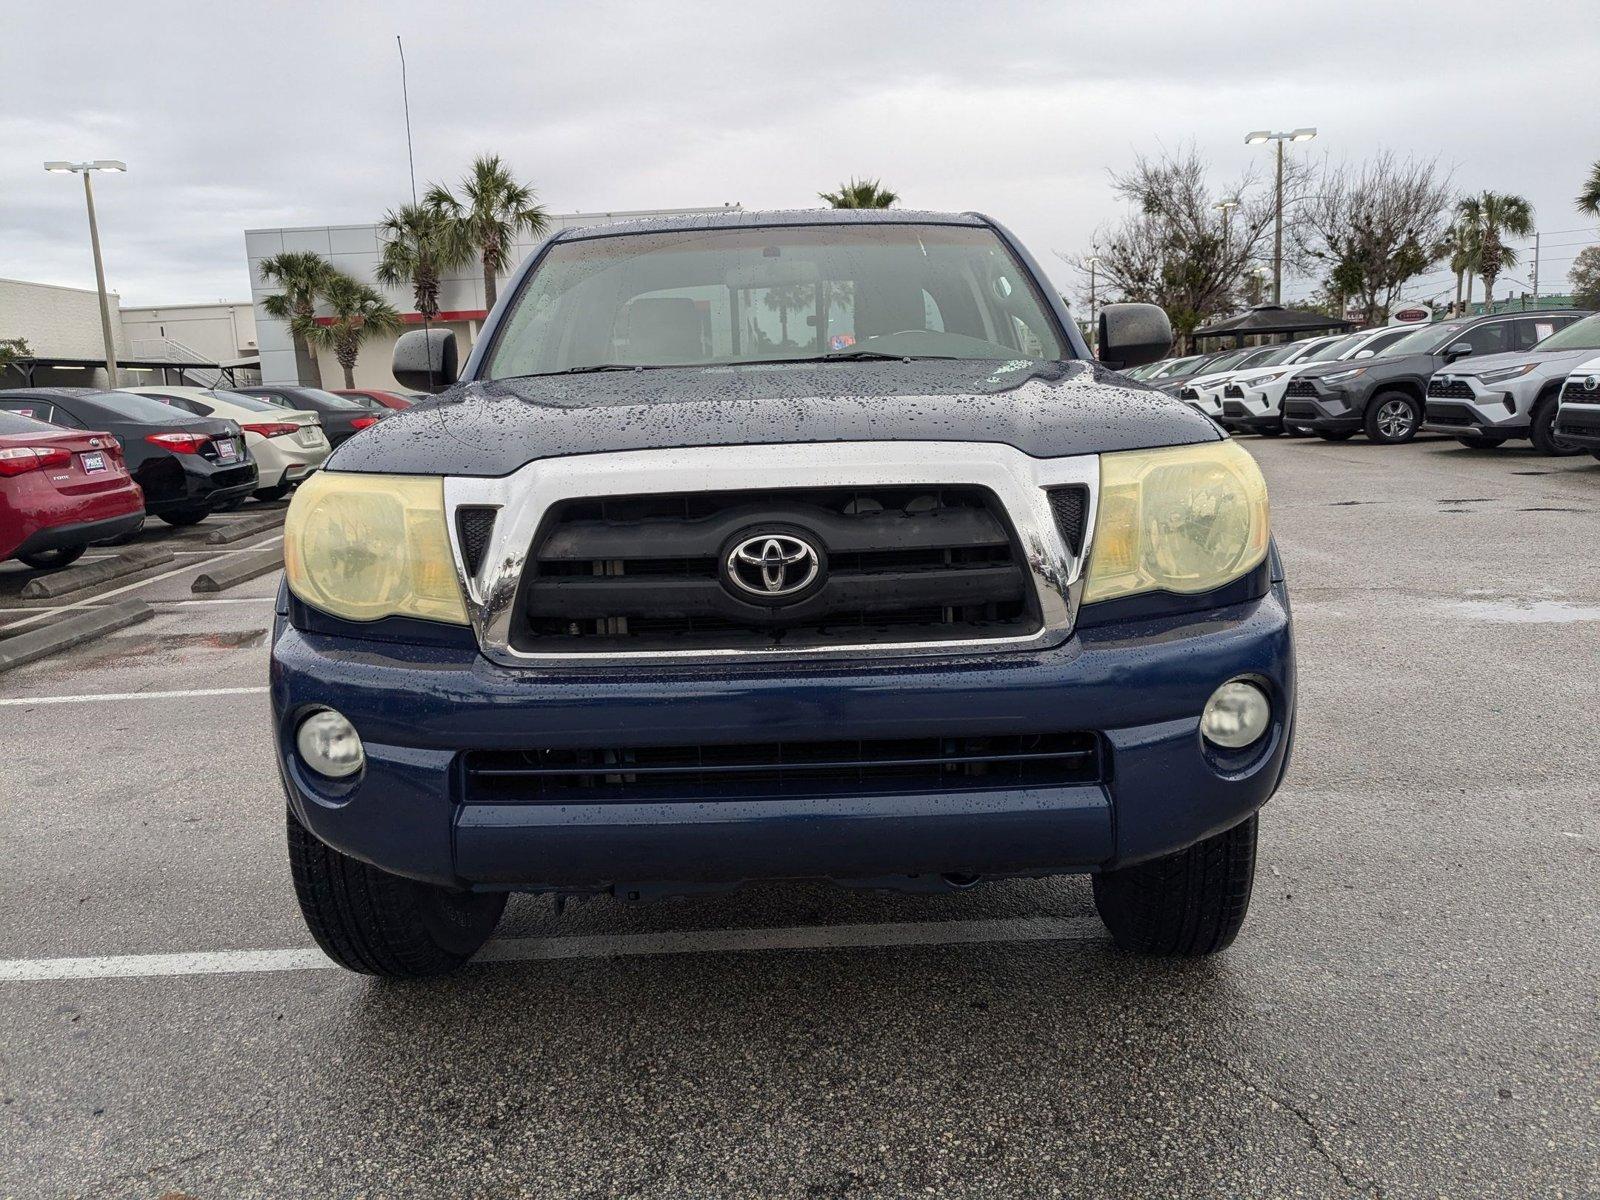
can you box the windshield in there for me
[1534,313,1600,351]
[204,390,285,413]
[1304,333,1368,363]
[1251,342,1307,367]
[1283,338,1335,363]
[1148,355,1205,380]
[1194,348,1255,374]
[292,388,370,410]
[484,223,1065,377]
[87,390,209,424]
[1383,321,1465,358]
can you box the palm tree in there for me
[376,203,461,321]
[819,178,899,209]
[1579,160,1600,217]
[425,155,550,311]
[296,274,404,389]
[258,251,336,387]
[1442,221,1476,317]
[1456,192,1535,312]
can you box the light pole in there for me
[1087,253,1101,350]
[44,160,126,386]
[1213,196,1240,259]
[1244,129,1316,305]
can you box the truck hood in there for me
[326,359,1220,477]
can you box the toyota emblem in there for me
[723,532,822,601]
[1586,375,1599,392]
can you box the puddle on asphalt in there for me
[1445,599,1600,624]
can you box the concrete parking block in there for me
[0,599,154,673]
[18,549,176,600]
[192,548,284,593]
[205,512,286,545]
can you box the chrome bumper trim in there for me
[442,441,1099,668]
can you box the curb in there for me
[192,548,284,594]
[206,512,285,545]
[20,549,176,600]
[0,600,155,674]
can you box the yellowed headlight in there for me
[283,472,468,625]
[1083,440,1270,604]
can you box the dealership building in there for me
[246,205,738,389]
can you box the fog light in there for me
[1201,680,1271,749]
[297,709,365,778]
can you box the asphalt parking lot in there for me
[1,436,1596,1199]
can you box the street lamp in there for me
[1213,196,1240,261]
[44,160,127,386]
[1243,128,1316,306]
[1087,253,1102,349]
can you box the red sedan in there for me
[332,388,413,411]
[0,409,146,569]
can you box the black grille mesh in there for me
[1046,486,1088,556]
[463,732,1104,804]
[514,486,1038,652]
[457,508,497,577]
[1428,379,1474,399]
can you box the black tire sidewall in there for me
[16,544,87,570]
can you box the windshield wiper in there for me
[721,351,961,367]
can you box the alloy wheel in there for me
[1376,399,1415,440]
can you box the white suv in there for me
[1421,313,1600,454]
[1553,353,1600,460]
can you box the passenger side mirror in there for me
[393,328,459,393]
[1445,342,1473,363]
[1097,303,1173,371]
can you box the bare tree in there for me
[1291,153,1453,325]
[1063,147,1290,345]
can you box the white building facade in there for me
[245,206,739,389]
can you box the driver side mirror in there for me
[1445,342,1473,364]
[393,328,459,393]
[1098,303,1173,371]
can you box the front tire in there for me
[16,545,86,570]
[1455,434,1509,450]
[1315,430,1355,442]
[1529,396,1582,456]
[254,481,292,502]
[158,508,209,527]
[1364,392,1422,444]
[1092,816,1258,956]
[287,807,506,977]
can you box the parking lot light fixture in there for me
[43,159,127,386]
[1243,129,1318,305]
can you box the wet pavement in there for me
[0,439,1596,1198]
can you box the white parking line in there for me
[0,534,282,636]
[0,686,269,707]
[0,917,1103,982]
[0,597,278,615]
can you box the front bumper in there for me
[1554,402,1600,449]
[1420,386,1528,437]
[1282,389,1361,432]
[271,583,1297,893]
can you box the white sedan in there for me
[127,386,330,500]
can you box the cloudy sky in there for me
[3,0,1596,310]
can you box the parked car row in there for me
[0,382,395,570]
[1131,308,1599,458]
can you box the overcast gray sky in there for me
[3,0,1596,310]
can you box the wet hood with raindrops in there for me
[326,358,1220,478]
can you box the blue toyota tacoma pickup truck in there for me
[272,209,1295,977]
